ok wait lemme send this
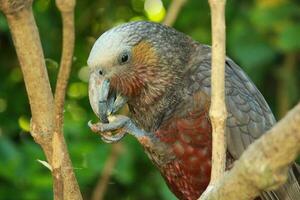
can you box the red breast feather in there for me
[155,108,212,200]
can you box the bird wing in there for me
[224,58,276,158]
[191,57,275,159]
[190,54,300,200]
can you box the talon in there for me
[100,130,127,143]
[88,120,93,128]
[101,136,115,143]
[88,120,101,132]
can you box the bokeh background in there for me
[0,0,300,199]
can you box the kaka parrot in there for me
[87,21,300,200]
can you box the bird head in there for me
[87,21,194,119]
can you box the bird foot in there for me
[88,115,147,143]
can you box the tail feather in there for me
[292,163,300,183]
[261,163,300,200]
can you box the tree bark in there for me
[163,0,187,26]
[0,0,82,199]
[200,102,300,200]
[91,143,123,200]
[202,2,227,199]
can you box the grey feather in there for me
[188,46,300,200]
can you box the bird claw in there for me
[88,115,131,143]
[89,115,147,143]
[88,76,132,143]
[100,131,126,143]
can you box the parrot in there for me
[87,21,300,200]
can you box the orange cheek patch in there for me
[110,41,159,97]
[132,41,158,70]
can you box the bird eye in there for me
[121,54,129,63]
[118,50,131,65]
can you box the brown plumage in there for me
[88,21,300,200]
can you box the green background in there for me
[0,0,300,199]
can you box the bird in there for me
[87,21,300,200]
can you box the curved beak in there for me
[88,71,128,123]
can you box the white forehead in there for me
[87,29,130,67]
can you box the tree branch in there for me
[200,1,227,198]
[55,0,76,128]
[0,0,54,160]
[208,0,227,186]
[51,1,82,200]
[200,101,300,200]
[91,143,123,200]
[163,0,187,26]
[0,0,82,199]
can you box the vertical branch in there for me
[0,0,55,161]
[0,0,82,199]
[163,0,187,26]
[208,0,227,184]
[91,143,123,200]
[55,0,76,125]
[52,0,83,200]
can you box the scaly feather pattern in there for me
[153,92,212,200]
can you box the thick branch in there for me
[0,1,82,199]
[200,102,300,200]
[208,0,227,184]
[0,0,54,157]
[163,0,187,26]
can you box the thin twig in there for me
[199,0,227,198]
[163,0,187,26]
[199,102,300,200]
[208,0,227,185]
[55,0,76,127]
[91,143,123,200]
[52,1,82,199]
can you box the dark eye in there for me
[118,51,131,64]
[121,54,129,63]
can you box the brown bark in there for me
[0,0,82,199]
[52,1,82,199]
[0,0,54,161]
[200,102,300,200]
[91,143,123,200]
[205,0,227,196]
[199,0,300,199]
[163,0,187,26]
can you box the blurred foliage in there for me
[0,0,299,199]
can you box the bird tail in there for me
[261,163,300,200]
